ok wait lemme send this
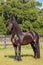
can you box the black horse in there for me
[7,16,40,61]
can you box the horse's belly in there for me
[21,37,32,45]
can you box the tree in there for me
[0,0,43,35]
[0,16,6,35]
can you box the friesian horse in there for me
[7,16,40,61]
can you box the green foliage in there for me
[0,0,43,35]
[0,16,7,35]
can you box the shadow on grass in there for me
[4,54,34,59]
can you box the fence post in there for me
[4,35,6,48]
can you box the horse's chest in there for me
[11,35,19,43]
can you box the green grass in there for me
[0,42,43,65]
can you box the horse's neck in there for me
[14,25,22,36]
[10,16,22,38]
[13,17,22,35]
[12,29,22,40]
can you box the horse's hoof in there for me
[17,58,22,61]
[34,56,38,59]
[34,55,40,59]
[18,58,22,61]
[37,56,40,58]
[34,55,37,58]
[15,57,22,61]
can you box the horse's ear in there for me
[11,14,17,19]
[9,15,13,21]
[9,14,17,21]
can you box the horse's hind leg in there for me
[31,41,40,59]
[31,43,37,58]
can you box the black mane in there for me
[10,16,22,35]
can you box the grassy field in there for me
[0,41,43,65]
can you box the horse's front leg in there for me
[14,45,17,59]
[16,43,21,61]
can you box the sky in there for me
[36,0,43,4]
[36,0,43,8]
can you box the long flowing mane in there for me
[10,16,22,35]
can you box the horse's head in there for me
[6,17,14,34]
[6,15,22,35]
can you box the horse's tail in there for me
[36,35,40,58]
[33,30,40,58]
[29,30,40,58]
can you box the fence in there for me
[0,35,43,48]
[0,35,12,48]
